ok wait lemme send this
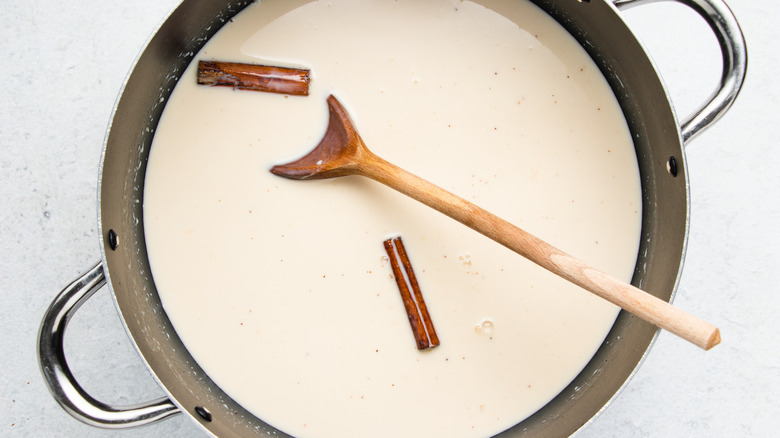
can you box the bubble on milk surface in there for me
[459,252,472,267]
[474,318,495,336]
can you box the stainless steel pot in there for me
[38,0,747,436]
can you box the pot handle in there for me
[38,262,181,428]
[613,0,747,143]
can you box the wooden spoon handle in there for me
[360,151,720,350]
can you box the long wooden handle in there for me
[360,151,720,350]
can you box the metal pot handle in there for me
[38,262,181,428]
[613,0,747,143]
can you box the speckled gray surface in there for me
[2,0,777,437]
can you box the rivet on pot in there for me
[667,156,678,177]
[194,405,213,422]
[107,229,119,251]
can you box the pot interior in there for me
[99,0,688,436]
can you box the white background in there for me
[1,0,777,436]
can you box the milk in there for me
[143,1,642,437]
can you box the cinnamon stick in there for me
[383,236,439,350]
[197,60,310,96]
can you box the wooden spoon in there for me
[271,94,721,350]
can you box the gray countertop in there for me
[2,0,777,436]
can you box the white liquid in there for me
[143,1,642,437]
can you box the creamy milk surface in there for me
[143,1,642,437]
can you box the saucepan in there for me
[38,0,746,436]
